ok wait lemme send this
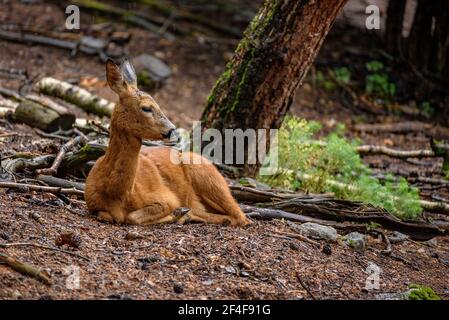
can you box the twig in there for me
[296,272,317,300]
[34,128,71,141]
[0,181,84,196]
[270,230,320,246]
[0,252,52,285]
[36,136,87,176]
[0,242,90,261]
[354,121,449,138]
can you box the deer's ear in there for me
[106,59,128,96]
[120,60,137,87]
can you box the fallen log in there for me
[12,100,74,132]
[136,0,243,38]
[354,121,449,138]
[36,77,115,117]
[66,0,177,39]
[0,181,84,196]
[356,145,435,158]
[1,155,55,178]
[36,175,85,191]
[262,197,444,240]
[0,89,76,131]
[0,29,116,60]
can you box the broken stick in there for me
[0,181,84,196]
[0,252,52,285]
[36,136,87,176]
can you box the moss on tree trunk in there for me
[201,0,348,177]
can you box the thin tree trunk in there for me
[408,0,433,71]
[429,0,449,79]
[201,0,348,177]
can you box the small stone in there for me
[224,266,237,274]
[173,283,184,294]
[322,244,332,255]
[345,232,366,252]
[132,54,171,82]
[0,232,10,240]
[388,231,409,244]
[11,290,22,299]
[289,242,300,251]
[107,293,133,300]
[125,231,142,240]
[202,280,214,286]
[297,223,338,242]
[239,271,250,277]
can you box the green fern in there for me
[259,116,422,220]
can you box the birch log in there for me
[36,77,115,117]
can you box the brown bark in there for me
[201,0,348,177]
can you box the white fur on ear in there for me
[120,60,137,86]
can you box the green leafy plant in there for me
[316,71,336,91]
[421,101,435,118]
[334,67,351,84]
[259,116,422,220]
[365,61,396,100]
[407,284,441,300]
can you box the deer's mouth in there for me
[161,129,180,144]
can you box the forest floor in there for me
[1,1,448,299]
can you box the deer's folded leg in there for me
[177,209,233,226]
[125,203,177,225]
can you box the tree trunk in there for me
[385,0,407,57]
[407,0,433,71]
[429,0,449,80]
[201,0,348,177]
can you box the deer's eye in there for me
[141,106,153,114]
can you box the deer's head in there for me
[106,59,176,141]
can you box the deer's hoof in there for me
[173,207,191,217]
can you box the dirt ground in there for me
[1,1,449,300]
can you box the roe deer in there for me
[85,59,250,226]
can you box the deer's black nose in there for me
[163,128,177,140]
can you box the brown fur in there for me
[84,60,250,226]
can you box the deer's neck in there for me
[101,124,141,198]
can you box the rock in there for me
[345,232,366,252]
[173,283,184,294]
[224,265,237,274]
[132,54,171,83]
[107,293,133,300]
[11,290,22,299]
[322,244,332,255]
[289,242,300,251]
[124,231,142,240]
[238,177,271,190]
[239,270,250,277]
[296,222,338,242]
[375,291,409,300]
[202,279,214,286]
[388,231,409,244]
